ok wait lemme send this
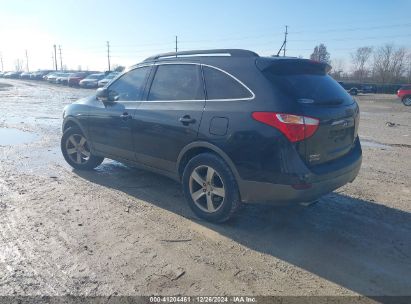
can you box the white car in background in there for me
[79,73,106,88]
[98,72,120,87]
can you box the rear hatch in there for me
[258,58,359,166]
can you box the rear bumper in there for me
[238,140,362,205]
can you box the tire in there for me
[61,126,104,170]
[402,96,411,106]
[182,153,241,223]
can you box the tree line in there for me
[310,43,411,84]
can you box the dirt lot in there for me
[0,79,410,298]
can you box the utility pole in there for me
[25,50,29,72]
[0,53,3,71]
[106,41,111,71]
[276,25,289,57]
[283,25,288,57]
[51,52,55,70]
[58,45,63,70]
[175,35,178,57]
[53,45,58,71]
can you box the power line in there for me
[289,33,411,43]
[289,22,411,35]
[55,21,411,56]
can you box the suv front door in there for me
[132,63,205,173]
[87,66,151,160]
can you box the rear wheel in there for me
[182,153,241,223]
[61,126,104,170]
[402,96,411,106]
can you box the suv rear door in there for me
[132,63,205,173]
[261,59,360,167]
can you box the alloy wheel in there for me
[65,134,91,165]
[189,165,225,213]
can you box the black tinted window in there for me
[108,67,150,101]
[264,70,351,105]
[148,64,204,101]
[203,66,252,100]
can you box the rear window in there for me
[263,68,351,105]
[203,66,252,100]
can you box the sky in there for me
[0,0,410,72]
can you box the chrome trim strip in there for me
[129,62,255,102]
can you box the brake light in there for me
[251,112,319,142]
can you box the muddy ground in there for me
[0,79,410,298]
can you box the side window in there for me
[148,64,204,101]
[108,66,150,101]
[203,66,252,100]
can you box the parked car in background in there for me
[47,72,66,83]
[79,73,105,88]
[0,71,6,77]
[397,85,411,106]
[360,84,376,94]
[20,72,32,79]
[4,71,23,78]
[43,72,57,81]
[98,72,119,87]
[338,81,361,95]
[56,72,74,85]
[30,70,53,80]
[67,72,90,86]
[61,49,362,222]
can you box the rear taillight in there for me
[251,112,319,142]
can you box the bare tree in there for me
[351,47,372,82]
[406,52,411,83]
[14,59,23,71]
[113,64,125,72]
[310,44,330,64]
[372,44,406,83]
[330,58,345,80]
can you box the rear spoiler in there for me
[256,57,332,75]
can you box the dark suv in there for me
[61,49,362,222]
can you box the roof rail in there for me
[143,49,259,62]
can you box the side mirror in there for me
[96,87,109,102]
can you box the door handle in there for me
[120,112,132,121]
[179,115,196,125]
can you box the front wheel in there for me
[182,153,241,223]
[61,126,104,170]
[402,96,411,106]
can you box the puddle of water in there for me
[0,128,37,146]
[361,139,391,149]
[359,111,375,117]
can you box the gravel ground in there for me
[0,79,410,298]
